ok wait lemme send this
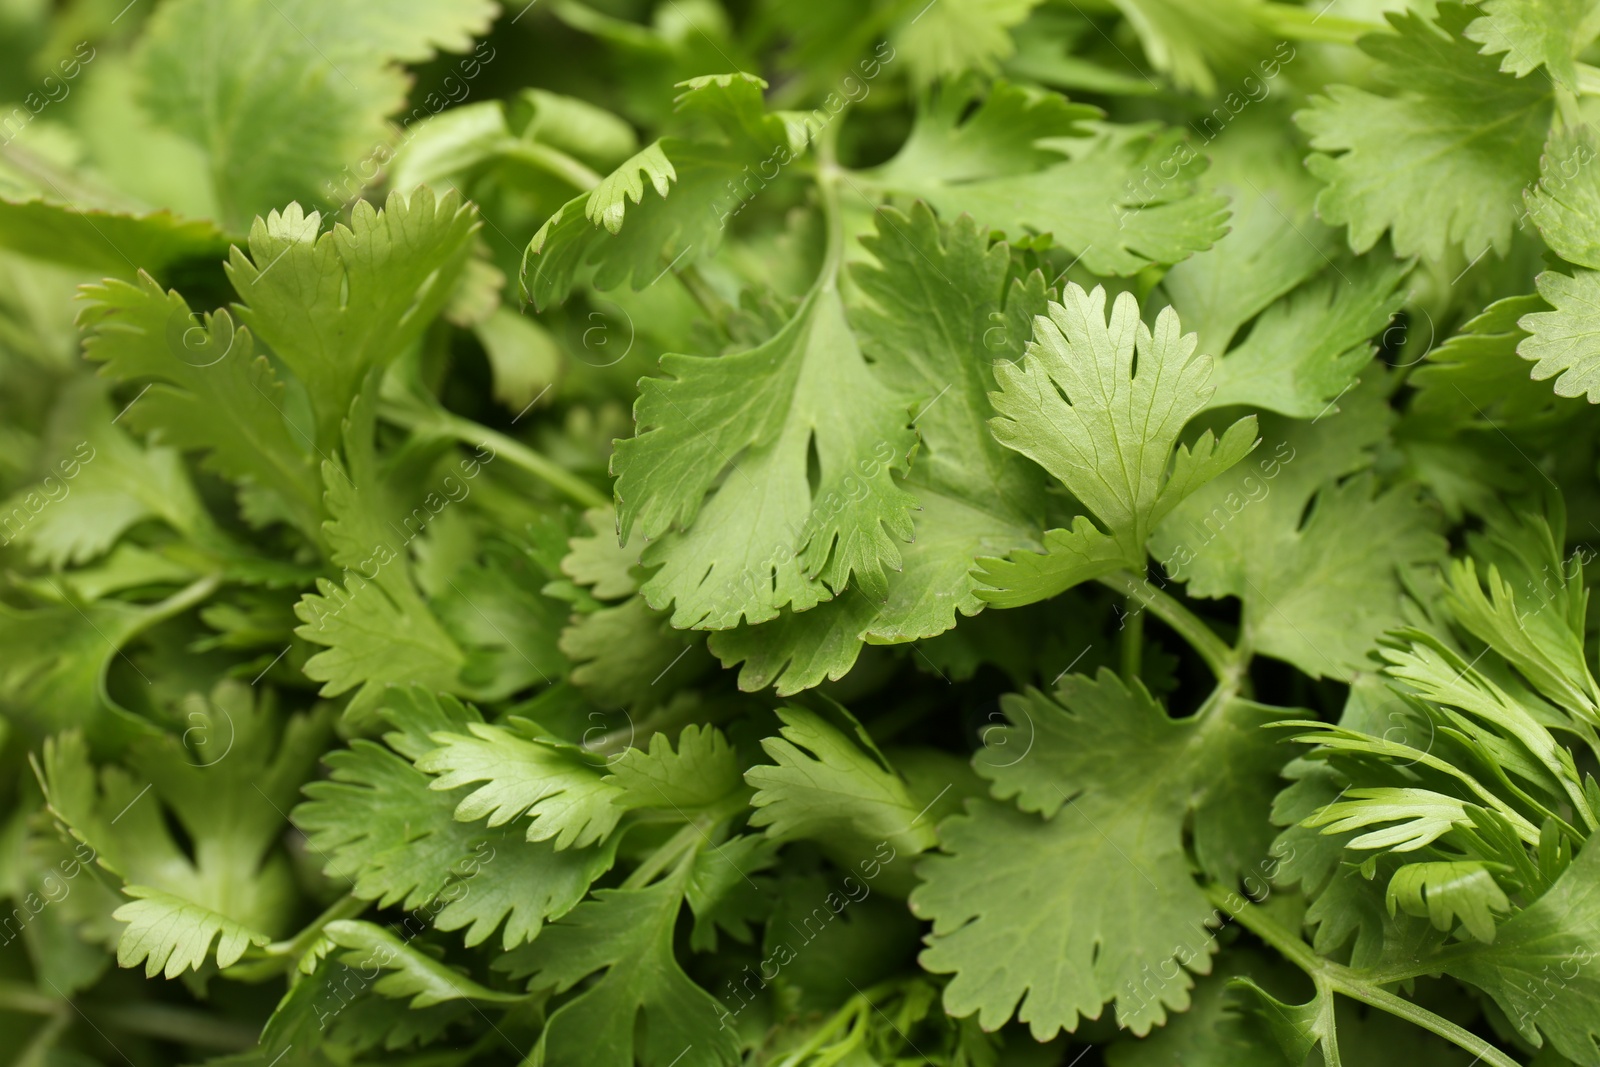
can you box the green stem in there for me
[1095,571,1237,681]
[89,1002,259,1050]
[0,981,63,1016]
[502,141,604,191]
[813,122,847,286]
[380,402,607,509]
[1251,2,1377,43]
[622,821,705,890]
[266,893,369,958]
[1120,594,1144,682]
[1204,885,1520,1067]
[674,263,735,337]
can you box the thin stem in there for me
[1204,885,1519,1067]
[1120,596,1144,682]
[266,893,368,958]
[380,402,607,509]
[622,821,704,890]
[90,1002,260,1050]
[501,141,604,191]
[1331,982,1517,1067]
[674,263,735,338]
[1095,571,1237,681]
[1252,1,1377,42]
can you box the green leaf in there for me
[0,197,228,278]
[1525,127,1600,269]
[1519,268,1600,402]
[112,886,272,979]
[295,689,611,947]
[892,0,1044,86]
[1150,381,1446,679]
[606,725,743,811]
[976,283,1257,606]
[132,0,498,228]
[1296,3,1554,260]
[866,83,1229,275]
[1386,861,1510,942]
[1105,950,1295,1067]
[228,190,480,452]
[1463,0,1600,91]
[1445,841,1600,1063]
[1230,979,1342,1066]
[1109,0,1278,95]
[0,379,217,567]
[710,207,1050,692]
[1160,116,1337,360]
[497,870,740,1067]
[40,684,330,976]
[613,271,918,631]
[560,596,708,706]
[746,706,939,857]
[912,671,1296,1036]
[77,278,324,543]
[522,73,807,310]
[416,723,625,850]
[1205,257,1407,419]
[1411,294,1566,426]
[1303,787,1474,852]
[322,920,525,1008]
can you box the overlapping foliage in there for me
[5,2,1600,1066]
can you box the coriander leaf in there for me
[1150,381,1446,679]
[863,79,1097,187]
[433,832,616,951]
[746,706,938,857]
[496,870,740,1067]
[1205,257,1407,418]
[1518,268,1600,401]
[0,589,161,744]
[606,724,743,810]
[522,73,807,310]
[0,197,228,278]
[912,672,1296,1036]
[893,0,1045,86]
[40,683,330,977]
[112,887,271,978]
[710,207,1050,692]
[295,688,611,948]
[1386,861,1510,942]
[133,0,498,228]
[684,833,777,952]
[1525,128,1600,269]
[976,283,1257,605]
[78,274,325,543]
[866,86,1229,275]
[1109,0,1276,95]
[1106,950,1290,1067]
[1296,3,1554,260]
[228,190,480,452]
[1159,116,1337,359]
[321,920,524,1008]
[562,505,641,599]
[1,379,218,567]
[613,272,918,630]
[293,400,470,718]
[1230,979,1342,1066]
[1444,841,1600,1063]
[1411,295,1568,426]
[1302,787,1474,852]
[1463,0,1600,91]
[416,723,625,850]
[560,597,710,707]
